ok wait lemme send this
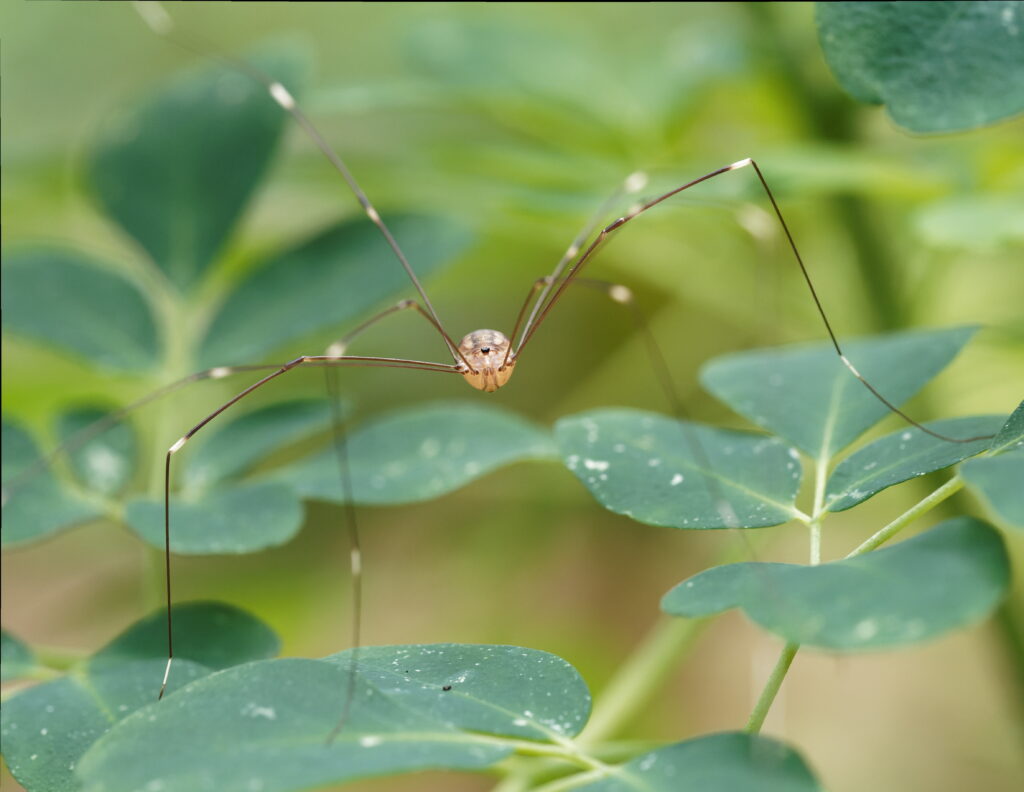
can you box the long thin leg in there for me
[515,159,991,444]
[133,1,460,364]
[157,353,460,700]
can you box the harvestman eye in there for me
[12,0,993,747]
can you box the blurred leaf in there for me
[90,49,307,292]
[1,418,104,547]
[700,327,978,460]
[1,604,278,792]
[78,645,589,791]
[662,517,1009,649]
[914,195,1024,249]
[125,482,303,554]
[825,415,1003,512]
[1,630,37,682]
[555,409,802,529]
[276,401,557,505]
[92,602,280,671]
[56,407,137,497]
[198,214,472,368]
[1,249,159,372]
[577,733,822,792]
[183,399,335,492]
[960,405,1024,529]
[816,2,1024,133]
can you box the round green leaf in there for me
[89,49,307,292]
[77,645,589,792]
[2,418,104,547]
[816,2,1024,133]
[92,602,280,671]
[125,482,303,554]
[1,659,210,792]
[825,415,1003,512]
[988,400,1024,454]
[700,326,978,461]
[1,629,37,682]
[0,604,278,792]
[577,733,822,792]
[197,214,473,368]
[555,409,802,529]
[1,249,159,372]
[662,517,1009,650]
[183,399,336,492]
[56,407,137,497]
[276,401,557,505]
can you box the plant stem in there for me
[577,616,708,748]
[846,475,964,557]
[744,642,799,733]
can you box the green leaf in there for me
[197,214,472,368]
[1,249,159,372]
[56,407,137,497]
[1,629,37,682]
[2,660,210,792]
[816,2,1024,133]
[662,517,1009,650]
[0,604,277,792]
[577,733,822,792]
[988,400,1024,455]
[125,482,303,554]
[77,645,589,792]
[2,418,104,547]
[92,602,280,671]
[914,195,1024,250]
[700,327,977,460]
[90,49,307,292]
[276,402,557,505]
[555,409,801,529]
[826,415,1003,512]
[183,399,335,492]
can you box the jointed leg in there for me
[515,159,991,444]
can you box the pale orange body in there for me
[458,329,516,392]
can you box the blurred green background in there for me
[2,2,1023,791]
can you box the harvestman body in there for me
[51,2,994,731]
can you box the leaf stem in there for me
[744,642,799,733]
[846,475,964,558]
[577,616,708,748]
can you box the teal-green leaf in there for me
[1,629,37,682]
[816,2,1024,133]
[125,482,303,554]
[92,602,280,671]
[1,249,159,372]
[2,660,210,792]
[555,409,802,529]
[56,407,137,497]
[826,415,1003,512]
[700,327,977,460]
[577,733,822,792]
[183,399,335,492]
[276,402,557,505]
[77,645,589,792]
[0,604,279,792]
[662,517,1009,650]
[2,418,104,547]
[197,214,472,368]
[988,400,1024,455]
[89,49,307,292]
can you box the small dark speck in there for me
[442,685,452,691]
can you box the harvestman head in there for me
[29,0,990,739]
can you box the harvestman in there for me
[12,1,992,735]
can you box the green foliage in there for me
[663,517,1009,649]
[1,629,37,682]
[816,1,1024,133]
[961,402,1024,529]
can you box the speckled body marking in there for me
[458,330,516,392]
